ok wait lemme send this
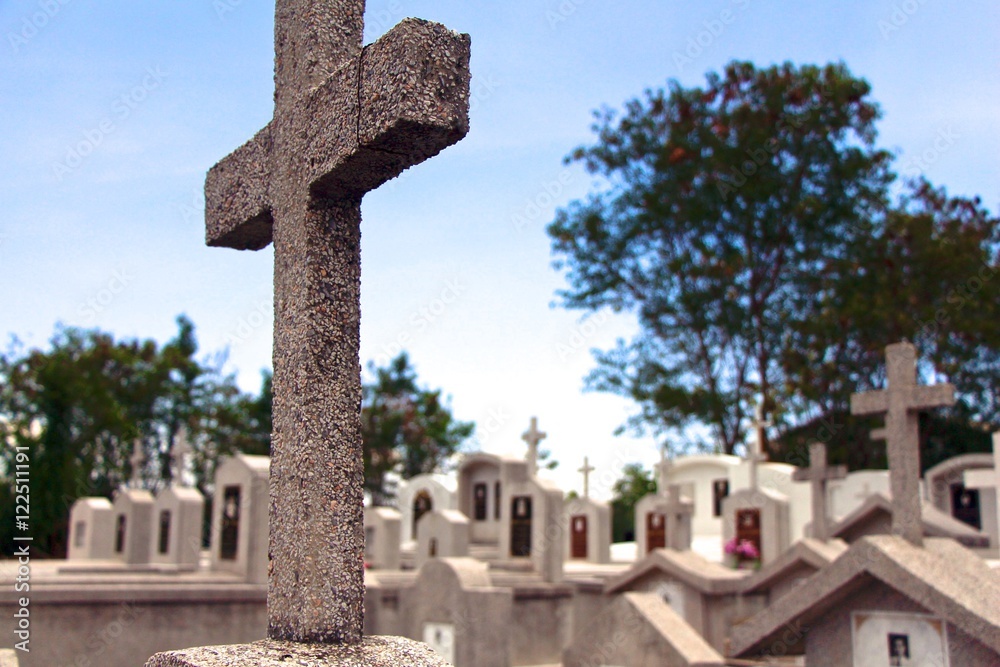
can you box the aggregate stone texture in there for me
[851,342,954,546]
[201,0,470,645]
[145,637,451,667]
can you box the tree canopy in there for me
[548,60,999,458]
[362,353,475,506]
[0,316,267,556]
[0,320,473,555]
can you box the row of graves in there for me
[11,348,1000,667]
[362,343,1000,665]
[67,434,206,571]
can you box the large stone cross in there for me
[578,456,595,499]
[130,439,145,489]
[204,0,470,645]
[792,442,846,542]
[747,400,770,491]
[851,342,954,546]
[522,417,547,477]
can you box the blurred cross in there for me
[851,342,954,546]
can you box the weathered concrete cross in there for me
[851,342,954,546]
[522,417,547,477]
[170,426,191,485]
[656,445,672,498]
[662,483,694,551]
[578,456,595,499]
[130,439,145,489]
[747,401,770,491]
[792,442,846,542]
[204,0,470,645]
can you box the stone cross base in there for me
[146,637,450,667]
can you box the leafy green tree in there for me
[0,317,265,556]
[610,463,656,543]
[362,353,474,506]
[549,60,998,456]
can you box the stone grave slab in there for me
[363,506,402,571]
[415,509,469,569]
[67,497,114,560]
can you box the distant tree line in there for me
[0,317,473,557]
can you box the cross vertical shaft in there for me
[656,445,672,498]
[522,417,547,477]
[130,439,144,489]
[792,442,846,542]
[748,400,771,491]
[578,457,595,499]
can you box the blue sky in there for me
[1,0,997,499]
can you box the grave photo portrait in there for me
[851,611,949,667]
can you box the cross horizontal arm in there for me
[908,383,955,411]
[205,124,274,250]
[850,390,887,416]
[309,19,471,200]
[792,465,847,482]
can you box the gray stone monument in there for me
[851,342,955,546]
[67,497,115,560]
[399,559,512,667]
[792,442,846,542]
[151,428,205,569]
[363,506,402,571]
[521,417,547,478]
[415,509,470,569]
[210,453,270,584]
[112,487,155,566]
[564,457,611,563]
[148,2,468,657]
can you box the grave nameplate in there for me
[158,510,171,555]
[115,515,126,554]
[646,512,666,552]
[220,485,240,561]
[511,496,532,557]
[474,483,488,521]
[950,483,981,530]
[571,515,588,559]
[736,508,762,556]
